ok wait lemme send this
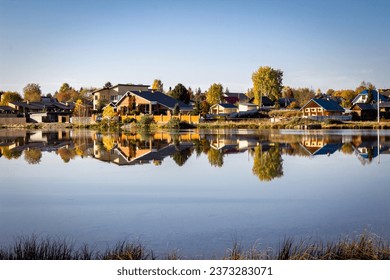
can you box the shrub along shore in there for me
[0,232,389,260]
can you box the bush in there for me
[164,118,196,129]
[122,117,136,124]
[165,118,181,129]
[324,119,344,125]
[137,115,154,128]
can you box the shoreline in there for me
[2,119,390,130]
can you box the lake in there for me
[0,128,389,258]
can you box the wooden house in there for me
[209,103,238,115]
[350,103,377,121]
[300,98,344,117]
[116,90,193,115]
[91,83,150,111]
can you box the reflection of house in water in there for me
[300,134,343,156]
[92,133,194,166]
[210,137,240,154]
[0,130,73,153]
[209,135,258,154]
[350,134,390,164]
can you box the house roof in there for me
[379,102,390,108]
[11,101,45,110]
[239,103,257,107]
[300,142,342,156]
[10,100,73,111]
[260,96,274,106]
[351,103,377,110]
[213,103,238,109]
[223,92,248,104]
[278,98,296,107]
[352,90,388,104]
[118,91,193,111]
[0,105,14,112]
[301,98,344,112]
[91,84,150,94]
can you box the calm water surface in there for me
[0,128,389,258]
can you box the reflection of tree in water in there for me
[102,135,116,151]
[57,147,76,163]
[1,147,22,159]
[252,144,283,181]
[193,138,211,157]
[24,148,42,165]
[341,143,354,154]
[172,147,192,167]
[207,148,224,167]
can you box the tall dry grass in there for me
[1,232,389,260]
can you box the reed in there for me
[100,240,154,260]
[1,232,389,260]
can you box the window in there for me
[94,95,98,100]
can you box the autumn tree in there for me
[355,81,375,94]
[200,100,211,115]
[73,99,90,118]
[246,88,254,99]
[0,91,22,105]
[55,83,81,102]
[79,87,96,101]
[292,87,315,107]
[151,79,164,92]
[315,88,322,97]
[333,89,356,107]
[102,105,116,120]
[170,83,190,104]
[23,83,42,102]
[252,66,283,105]
[326,89,335,96]
[206,83,223,105]
[282,86,294,98]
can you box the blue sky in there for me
[0,0,389,94]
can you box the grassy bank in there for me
[2,118,390,131]
[197,119,390,130]
[1,232,389,260]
